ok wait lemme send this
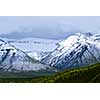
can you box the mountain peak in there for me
[85,32,93,37]
[59,32,88,47]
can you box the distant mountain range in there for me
[1,32,100,73]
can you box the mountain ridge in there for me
[0,39,50,72]
[41,32,100,70]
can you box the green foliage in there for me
[30,63,100,83]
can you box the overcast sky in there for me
[0,16,100,39]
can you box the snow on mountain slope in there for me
[0,39,50,72]
[41,32,100,70]
[3,38,59,60]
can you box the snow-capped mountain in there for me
[0,39,50,72]
[3,37,59,60]
[41,32,100,70]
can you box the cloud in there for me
[0,16,100,39]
